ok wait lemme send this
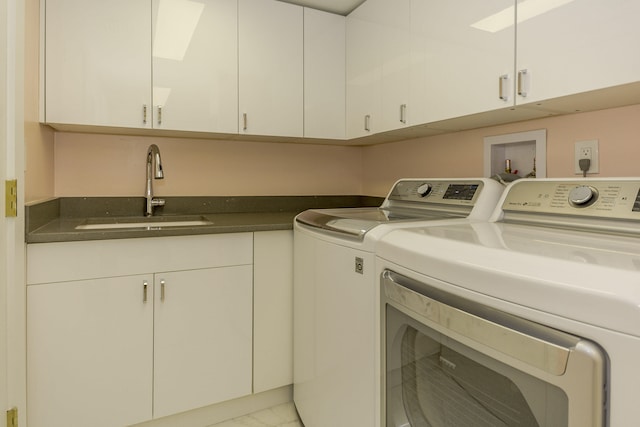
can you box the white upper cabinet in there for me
[304,8,346,140]
[379,0,411,133]
[45,0,238,133]
[346,1,383,138]
[44,0,152,128]
[346,0,412,138]
[515,0,640,107]
[409,0,516,124]
[152,0,238,133]
[44,0,640,141]
[239,0,304,138]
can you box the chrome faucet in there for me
[145,144,165,216]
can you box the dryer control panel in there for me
[501,179,640,224]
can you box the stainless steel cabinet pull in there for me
[517,69,528,97]
[400,104,407,124]
[160,279,166,302]
[499,74,509,101]
[364,114,371,132]
[143,280,148,303]
[243,113,248,131]
[143,104,148,124]
[157,105,162,125]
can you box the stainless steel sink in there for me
[75,215,213,230]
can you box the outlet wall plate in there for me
[574,139,599,174]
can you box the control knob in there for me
[568,185,597,206]
[417,183,432,197]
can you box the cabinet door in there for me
[45,0,152,128]
[253,230,293,393]
[152,0,238,133]
[410,0,515,123]
[153,265,253,418]
[27,275,154,427]
[239,0,303,137]
[379,0,411,133]
[346,2,382,138]
[304,8,346,140]
[516,0,640,106]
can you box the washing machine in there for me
[377,178,640,427]
[293,178,505,427]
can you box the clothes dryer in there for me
[377,178,640,427]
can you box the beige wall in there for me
[51,103,640,199]
[363,104,640,196]
[24,0,55,203]
[54,133,364,197]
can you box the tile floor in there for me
[208,402,303,427]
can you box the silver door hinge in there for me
[6,407,18,427]
[355,257,364,274]
[5,179,17,217]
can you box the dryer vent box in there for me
[483,129,546,179]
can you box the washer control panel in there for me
[388,179,483,205]
[502,179,640,221]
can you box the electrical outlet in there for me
[574,140,599,174]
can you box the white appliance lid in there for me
[377,221,640,337]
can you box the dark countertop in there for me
[26,195,383,243]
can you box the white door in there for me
[0,0,8,419]
[1,0,24,425]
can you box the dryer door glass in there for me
[386,305,568,427]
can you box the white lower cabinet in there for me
[253,230,293,393]
[153,266,253,418]
[27,274,154,427]
[27,234,254,427]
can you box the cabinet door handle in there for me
[143,280,148,303]
[517,69,528,97]
[243,113,248,131]
[364,114,371,132]
[143,104,148,125]
[499,74,509,101]
[157,105,162,125]
[160,279,166,302]
[400,104,407,124]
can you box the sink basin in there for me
[75,216,213,230]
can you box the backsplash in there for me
[43,103,640,200]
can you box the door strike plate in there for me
[355,257,364,274]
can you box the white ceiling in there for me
[277,0,365,15]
